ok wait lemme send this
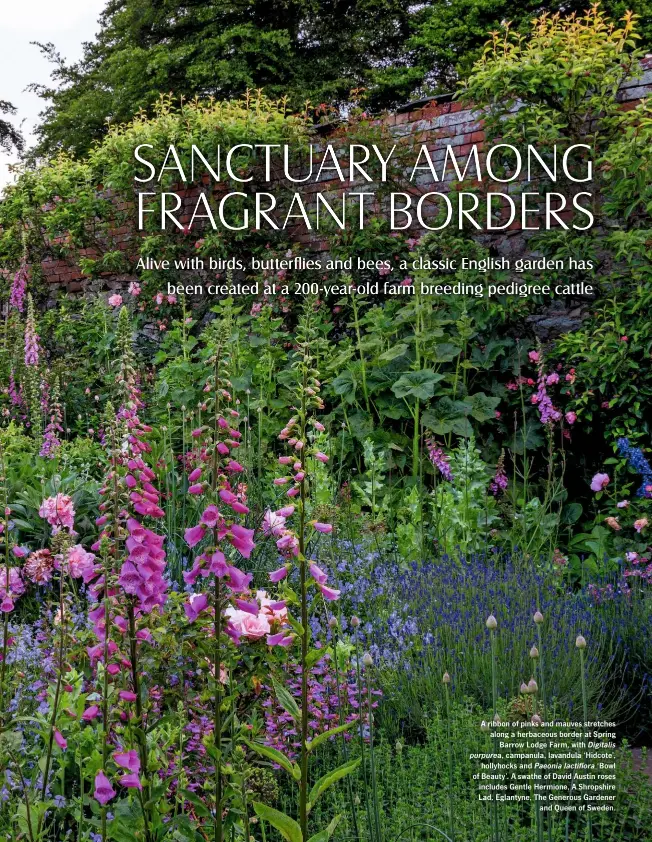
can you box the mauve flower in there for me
[120,773,142,790]
[229,524,255,558]
[314,451,329,463]
[54,730,67,750]
[318,584,340,601]
[39,494,75,532]
[267,632,295,647]
[200,505,220,528]
[313,522,332,534]
[634,518,648,533]
[188,483,203,495]
[188,467,202,482]
[268,565,289,583]
[184,592,209,622]
[309,564,328,585]
[225,565,253,593]
[616,500,630,509]
[94,771,116,805]
[590,473,610,492]
[565,411,577,425]
[528,350,540,363]
[119,691,137,702]
[114,750,140,774]
[184,524,206,548]
[276,506,295,518]
[82,705,100,721]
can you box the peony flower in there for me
[108,294,123,307]
[225,607,270,639]
[590,473,610,492]
[528,350,540,363]
[565,411,577,425]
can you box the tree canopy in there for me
[0,100,23,153]
[26,0,652,157]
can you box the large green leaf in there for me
[272,675,301,723]
[377,343,409,363]
[306,720,357,753]
[391,370,443,400]
[467,392,500,422]
[422,397,471,435]
[332,370,357,402]
[244,740,301,781]
[432,342,461,363]
[253,803,303,842]
[307,815,342,842]
[307,758,361,812]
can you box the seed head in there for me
[350,616,360,628]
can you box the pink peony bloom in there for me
[528,350,540,363]
[590,473,610,492]
[108,294,123,307]
[225,606,270,639]
[94,771,116,805]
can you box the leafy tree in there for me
[0,100,23,153]
[371,0,652,102]
[30,0,412,156]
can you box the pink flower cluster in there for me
[9,263,28,312]
[0,566,25,613]
[425,436,453,481]
[39,494,76,533]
